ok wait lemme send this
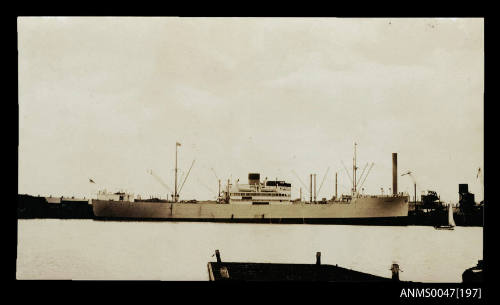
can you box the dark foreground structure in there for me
[462,260,483,283]
[208,250,400,282]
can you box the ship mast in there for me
[353,142,357,194]
[174,142,181,202]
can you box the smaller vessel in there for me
[207,250,401,282]
[434,204,455,230]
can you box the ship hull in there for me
[92,196,409,225]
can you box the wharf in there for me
[18,194,93,219]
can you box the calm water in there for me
[16,219,482,282]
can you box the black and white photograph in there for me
[16,17,484,287]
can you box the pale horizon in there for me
[18,17,484,203]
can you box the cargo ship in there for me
[92,144,409,225]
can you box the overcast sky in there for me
[18,17,483,202]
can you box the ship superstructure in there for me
[224,173,292,205]
[96,190,135,202]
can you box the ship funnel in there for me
[248,173,260,185]
[392,153,397,195]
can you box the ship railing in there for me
[364,193,409,198]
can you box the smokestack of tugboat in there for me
[392,153,397,196]
[249,173,260,185]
